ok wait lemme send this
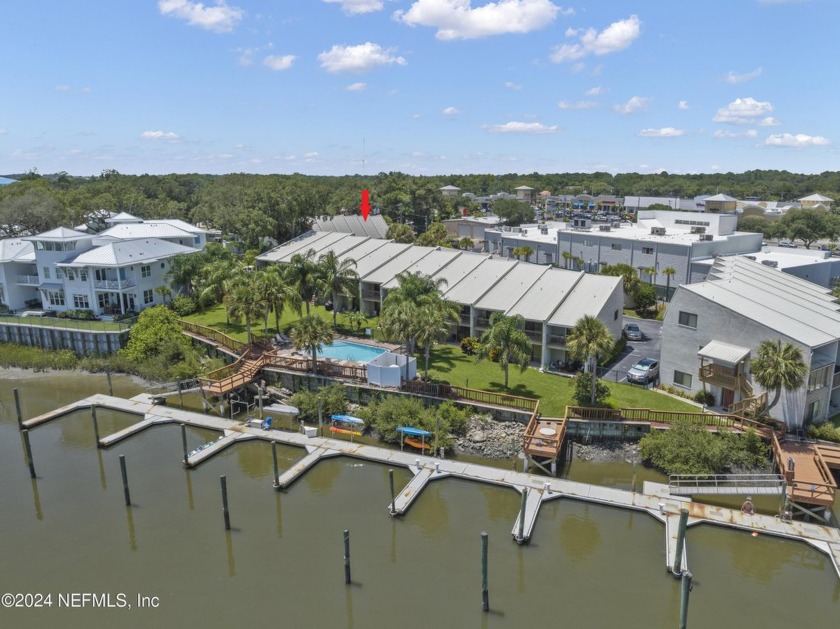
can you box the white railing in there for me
[668,473,785,496]
[93,278,135,290]
[16,275,40,285]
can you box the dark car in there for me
[627,358,659,384]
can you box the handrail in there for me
[179,320,245,353]
[401,380,538,412]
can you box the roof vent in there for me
[651,226,666,236]
[690,226,706,234]
[744,255,756,261]
[699,234,714,241]
[761,260,779,268]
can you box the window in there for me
[678,311,698,328]
[614,309,619,320]
[143,289,154,304]
[674,371,692,388]
[641,247,654,255]
[611,243,622,251]
[97,294,110,309]
[95,269,107,282]
[582,239,594,247]
[73,294,90,309]
[47,290,65,307]
[66,269,76,281]
[43,267,50,279]
[80,269,88,282]
[55,268,63,279]
[807,366,831,392]
[543,253,553,264]
[141,265,151,278]
[194,236,201,245]
[805,400,820,422]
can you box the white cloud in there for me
[140,130,180,141]
[482,121,558,134]
[678,99,689,110]
[550,15,641,63]
[504,81,523,90]
[613,95,651,114]
[237,47,257,66]
[157,0,243,33]
[304,151,320,161]
[346,82,367,91]
[585,86,604,96]
[713,129,758,138]
[395,0,561,41]
[763,133,831,147]
[323,0,384,15]
[725,67,763,84]
[759,116,781,126]
[318,42,406,73]
[55,84,92,93]
[638,127,684,138]
[713,97,773,124]
[442,106,461,115]
[263,54,296,71]
[558,100,598,110]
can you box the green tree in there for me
[566,315,615,404]
[343,310,367,334]
[290,314,334,373]
[166,252,205,297]
[476,312,532,389]
[632,283,657,315]
[512,245,535,262]
[779,209,839,249]
[457,236,473,250]
[561,250,573,270]
[600,263,641,296]
[253,266,299,333]
[491,198,534,226]
[285,249,318,314]
[121,306,190,362]
[414,299,460,379]
[750,339,808,413]
[386,222,416,243]
[662,266,676,302]
[315,251,359,330]
[225,273,264,344]
[415,222,451,247]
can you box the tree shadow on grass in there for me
[487,381,540,399]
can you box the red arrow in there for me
[360,189,371,221]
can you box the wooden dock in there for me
[774,434,837,509]
[18,394,840,581]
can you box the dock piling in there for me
[119,455,131,506]
[272,441,280,488]
[517,489,527,542]
[14,388,23,429]
[388,468,396,515]
[106,366,113,396]
[673,508,689,575]
[220,475,231,530]
[22,428,36,478]
[632,461,637,493]
[317,396,323,437]
[92,406,100,447]
[180,423,189,467]
[678,571,692,629]
[343,529,351,584]
[481,531,489,612]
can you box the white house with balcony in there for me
[660,256,840,427]
[0,216,209,316]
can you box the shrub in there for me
[289,383,348,423]
[693,390,715,406]
[809,422,840,443]
[573,371,610,405]
[357,395,457,449]
[460,337,479,355]
[632,284,657,315]
[171,295,198,317]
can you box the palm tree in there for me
[253,266,300,334]
[414,299,460,379]
[198,258,237,311]
[154,285,172,306]
[566,315,615,404]
[343,310,367,334]
[750,339,808,412]
[379,300,415,353]
[285,249,318,314]
[561,250,573,270]
[316,251,359,330]
[224,274,264,344]
[512,246,534,262]
[290,315,334,373]
[662,266,676,302]
[476,313,532,389]
[382,272,449,353]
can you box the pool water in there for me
[319,339,387,363]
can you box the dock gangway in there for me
[668,473,785,497]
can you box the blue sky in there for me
[1,0,837,177]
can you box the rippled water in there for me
[1,371,838,628]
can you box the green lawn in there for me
[0,314,132,332]
[186,305,698,417]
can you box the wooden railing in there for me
[401,380,539,412]
[179,320,246,353]
[264,353,368,381]
[522,401,565,456]
[727,391,767,417]
[699,364,740,391]
[773,433,836,507]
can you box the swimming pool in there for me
[319,340,387,363]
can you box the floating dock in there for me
[20,393,840,581]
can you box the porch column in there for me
[119,291,125,315]
[541,323,549,367]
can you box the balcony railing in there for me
[699,364,741,391]
[93,278,136,291]
[360,290,380,301]
[547,335,567,347]
[523,329,542,342]
[17,275,40,285]
[833,370,840,389]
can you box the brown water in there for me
[1,371,839,628]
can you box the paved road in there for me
[602,318,662,385]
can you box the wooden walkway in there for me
[18,394,840,581]
[774,434,837,508]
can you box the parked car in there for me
[623,323,643,341]
[778,239,798,248]
[627,358,659,384]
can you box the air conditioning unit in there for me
[540,227,549,235]
[599,225,611,232]
[744,255,756,261]
[699,234,714,241]
[690,226,706,234]
[761,260,779,268]
[573,218,591,229]
[651,227,666,236]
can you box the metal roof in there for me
[428,251,487,292]
[684,257,840,347]
[443,257,518,305]
[0,238,34,262]
[353,242,413,278]
[313,215,389,239]
[310,234,371,260]
[24,227,91,241]
[98,221,204,241]
[380,249,463,290]
[475,263,549,313]
[548,274,622,328]
[59,238,198,267]
[362,246,437,285]
[256,231,336,263]
[506,268,583,321]
[698,340,751,365]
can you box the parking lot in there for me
[602,317,662,384]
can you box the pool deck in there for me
[19,393,840,581]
